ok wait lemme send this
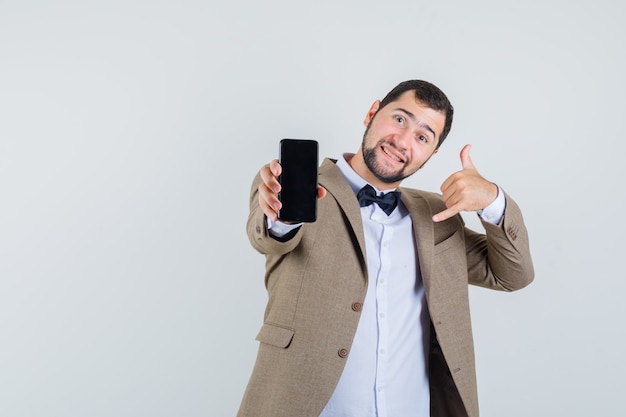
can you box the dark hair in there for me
[378,80,454,149]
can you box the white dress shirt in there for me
[268,154,505,417]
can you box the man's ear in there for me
[363,100,381,127]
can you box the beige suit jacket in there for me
[238,158,534,417]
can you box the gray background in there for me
[1,0,624,416]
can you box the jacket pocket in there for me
[255,322,295,348]
[433,231,468,276]
[434,231,460,254]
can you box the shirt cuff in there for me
[267,218,303,237]
[477,186,506,225]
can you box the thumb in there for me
[460,144,475,170]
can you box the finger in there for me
[460,144,475,171]
[440,186,461,209]
[260,162,281,194]
[269,159,282,177]
[432,205,461,223]
[258,182,281,221]
[317,186,327,200]
[439,171,469,203]
[439,172,458,196]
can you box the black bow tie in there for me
[357,184,400,216]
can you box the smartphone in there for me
[277,139,319,223]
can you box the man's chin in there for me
[364,150,410,183]
[373,169,407,185]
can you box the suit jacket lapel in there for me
[399,189,435,299]
[317,158,368,268]
[316,159,437,291]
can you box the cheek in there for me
[411,146,435,163]
[365,127,386,145]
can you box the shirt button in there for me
[338,348,349,358]
[351,302,363,312]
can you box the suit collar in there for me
[318,158,367,266]
[317,158,436,297]
[398,188,435,299]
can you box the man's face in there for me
[361,90,446,185]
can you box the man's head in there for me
[349,80,454,190]
[377,80,454,149]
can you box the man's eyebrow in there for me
[395,107,437,138]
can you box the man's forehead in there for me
[385,94,445,131]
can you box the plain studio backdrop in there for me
[0,0,624,416]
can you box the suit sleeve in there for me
[465,191,534,291]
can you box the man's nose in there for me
[394,129,412,149]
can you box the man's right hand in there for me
[257,159,327,222]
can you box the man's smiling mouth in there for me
[382,145,405,164]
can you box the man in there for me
[238,80,534,417]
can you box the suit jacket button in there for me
[351,302,362,312]
[338,348,349,358]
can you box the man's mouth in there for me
[382,145,405,164]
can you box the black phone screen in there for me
[277,139,318,223]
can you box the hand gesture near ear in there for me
[432,144,499,223]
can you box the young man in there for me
[238,80,534,417]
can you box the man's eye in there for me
[395,116,405,125]
[418,135,428,143]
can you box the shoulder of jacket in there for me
[398,187,441,201]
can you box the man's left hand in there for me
[432,144,498,223]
